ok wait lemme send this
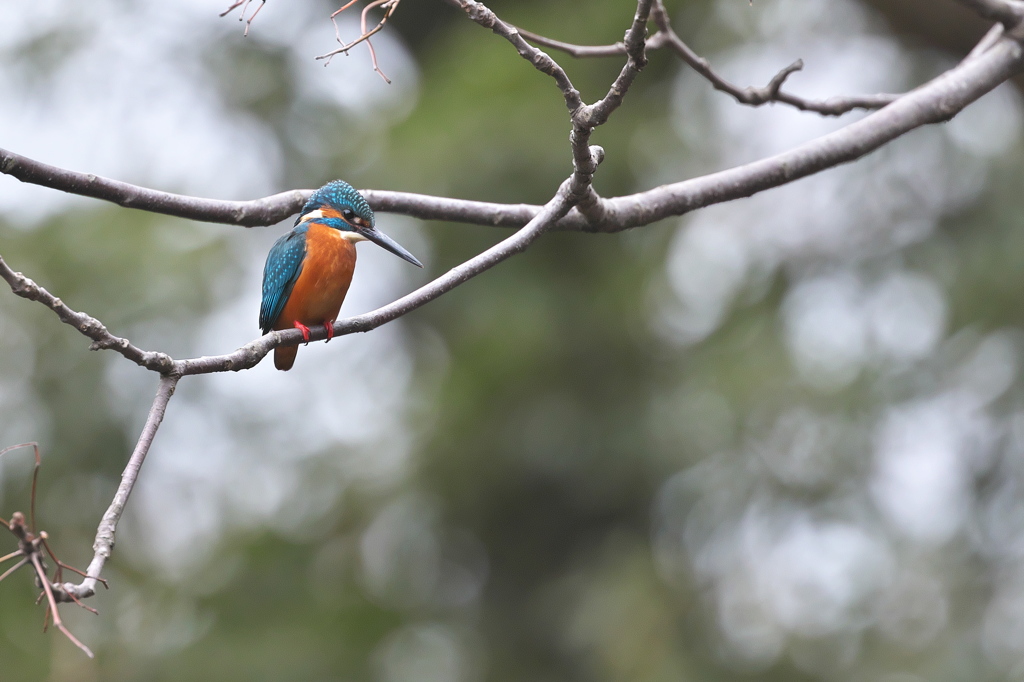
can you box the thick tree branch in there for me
[0,149,308,226]
[955,0,1024,27]
[58,374,179,601]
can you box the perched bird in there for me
[260,180,422,370]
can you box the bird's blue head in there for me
[296,180,422,267]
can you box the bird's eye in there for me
[342,209,355,221]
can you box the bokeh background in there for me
[2,0,1023,680]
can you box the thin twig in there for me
[220,0,267,36]
[0,557,27,583]
[649,0,898,116]
[516,27,670,58]
[514,2,898,117]
[30,553,93,658]
[43,537,107,588]
[317,0,400,83]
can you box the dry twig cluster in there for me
[0,444,107,658]
[1,0,1024,655]
[222,0,403,82]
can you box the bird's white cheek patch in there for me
[299,209,324,222]
[340,231,368,243]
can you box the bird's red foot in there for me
[323,320,335,343]
[293,321,312,344]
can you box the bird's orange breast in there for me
[274,223,357,331]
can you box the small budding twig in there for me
[317,0,401,83]
[220,0,267,37]
[0,443,105,658]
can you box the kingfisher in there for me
[260,180,422,371]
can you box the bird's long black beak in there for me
[362,226,423,267]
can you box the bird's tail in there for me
[274,345,298,371]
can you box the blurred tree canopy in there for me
[3,1,1024,681]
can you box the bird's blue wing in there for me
[260,227,307,334]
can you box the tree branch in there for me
[6,27,1019,237]
[648,1,898,116]
[445,1,584,116]
[444,0,654,223]
[955,0,1024,27]
[513,1,899,117]
[0,149,308,226]
[0,255,175,373]
[58,374,179,601]
[590,32,1024,231]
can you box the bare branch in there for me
[447,1,585,115]
[591,33,1024,231]
[0,148,308,225]
[649,1,898,116]
[30,553,93,658]
[451,0,652,220]
[514,2,898,117]
[220,0,268,37]
[0,255,175,373]
[955,0,1024,27]
[60,375,179,602]
[581,0,654,127]
[0,556,27,583]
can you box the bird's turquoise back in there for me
[260,225,308,334]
